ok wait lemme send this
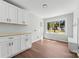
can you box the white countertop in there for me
[0,32,32,37]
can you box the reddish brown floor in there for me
[13,39,77,58]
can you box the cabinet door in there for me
[17,8,23,24]
[21,35,32,50]
[21,35,26,50]
[21,35,28,50]
[0,37,12,57]
[0,1,8,22]
[18,9,27,25]
[0,42,9,58]
[12,39,18,55]
[25,35,32,48]
[9,36,21,55]
[8,4,18,23]
[22,10,27,24]
[16,36,21,52]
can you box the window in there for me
[47,20,65,34]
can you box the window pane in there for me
[47,20,65,34]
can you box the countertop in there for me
[0,32,32,37]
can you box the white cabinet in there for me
[8,4,18,24]
[0,36,21,58]
[18,8,27,25]
[0,1,5,22]
[0,1,8,22]
[0,1,18,24]
[0,34,32,58]
[73,9,79,52]
[68,37,78,53]
[21,35,28,50]
[12,36,21,55]
[22,10,27,25]
[0,1,28,25]
[0,41,9,58]
[73,9,79,44]
[7,36,21,56]
[17,8,23,24]
[0,37,12,58]
[21,34,32,50]
[68,13,78,53]
[68,8,79,54]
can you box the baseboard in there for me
[44,37,68,43]
[32,39,41,43]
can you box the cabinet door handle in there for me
[9,43,11,46]
[26,39,28,41]
[7,18,8,22]
[12,42,13,46]
[22,21,25,24]
[8,19,10,22]
[8,37,14,39]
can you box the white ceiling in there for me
[5,0,79,18]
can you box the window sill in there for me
[46,32,65,35]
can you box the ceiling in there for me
[5,0,79,18]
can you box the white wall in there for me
[44,13,73,42]
[0,23,24,33]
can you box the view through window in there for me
[47,20,65,34]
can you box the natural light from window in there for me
[47,20,65,34]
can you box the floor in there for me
[13,39,77,58]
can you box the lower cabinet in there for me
[0,36,21,58]
[0,34,32,58]
[21,34,32,51]
[9,36,21,56]
[0,41,9,58]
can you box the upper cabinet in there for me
[0,1,8,22]
[22,10,28,25]
[17,8,23,24]
[18,8,28,25]
[0,1,28,25]
[8,4,18,24]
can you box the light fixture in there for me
[41,0,48,8]
[42,3,48,8]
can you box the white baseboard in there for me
[44,37,68,43]
[32,39,41,43]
